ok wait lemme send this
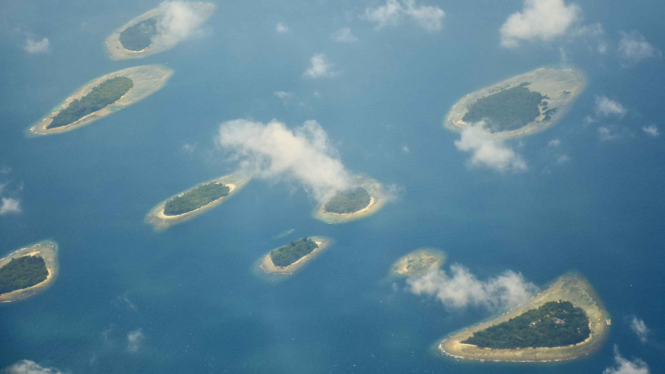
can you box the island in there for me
[0,240,59,303]
[438,274,610,363]
[390,248,446,277]
[313,175,387,224]
[105,2,215,60]
[145,172,251,230]
[28,65,173,136]
[444,67,586,138]
[256,236,334,278]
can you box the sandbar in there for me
[28,65,173,136]
[145,172,251,230]
[105,2,215,60]
[0,240,59,303]
[313,175,388,224]
[390,248,446,277]
[256,237,334,279]
[444,67,586,139]
[437,274,610,363]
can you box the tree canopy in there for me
[270,238,318,267]
[119,17,158,51]
[0,256,49,294]
[49,77,134,129]
[462,301,591,349]
[324,187,371,214]
[163,182,230,216]
[463,83,544,131]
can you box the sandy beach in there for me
[258,237,334,277]
[0,240,59,303]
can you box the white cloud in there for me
[548,139,561,147]
[181,143,196,153]
[364,0,445,32]
[4,360,64,374]
[275,22,289,33]
[274,91,295,105]
[407,264,538,311]
[594,96,626,118]
[217,119,354,202]
[402,145,410,153]
[570,23,607,53]
[23,37,50,54]
[598,126,624,142]
[630,317,650,344]
[618,30,661,67]
[500,0,581,48]
[152,1,210,47]
[603,346,650,374]
[642,125,659,138]
[454,122,527,173]
[556,154,570,165]
[304,54,337,78]
[331,27,358,43]
[0,197,21,215]
[127,329,145,353]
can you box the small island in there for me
[0,240,59,303]
[438,274,610,363]
[314,175,387,224]
[256,236,334,278]
[390,248,446,277]
[145,172,251,230]
[105,2,215,60]
[28,65,173,136]
[444,67,586,138]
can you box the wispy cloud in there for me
[331,27,358,43]
[454,122,527,173]
[304,54,337,78]
[548,139,561,147]
[364,0,445,32]
[500,0,580,48]
[598,126,625,142]
[642,125,659,138]
[4,360,65,374]
[275,22,289,33]
[217,119,354,202]
[127,329,145,353]
[0,197,21,215]
[630,317,650,344]
[594,96,626,118]
[274,91,295,105]
[618,30,661,67]
[407,264,538,311]
[23,37,50,54]
[603,346,650,374]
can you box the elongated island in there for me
[105,2,215,60]
[313,175,387,224]
[390,248,446,277]
[438,274,610,363]
[256,236,334,278]
[146,172,251,230]
[28,65,173,136]
[444,67,586,138]
[0,240,59,303]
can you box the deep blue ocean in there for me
[1,0,664,373]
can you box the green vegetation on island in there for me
[270,238,319,267]
[163,182,230,216]
[119,17,158,51]
[324,187,371,214]
[0,256,49,294]
[48,77,134,129]
[463,83,544,131]
[462,301,591,349]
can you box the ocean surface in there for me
[1,0,665,373]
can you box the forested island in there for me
[462,83,544,131]
[119,17,158,51]
[462,301,590,349]
[324,187,371,214]
[391,249,445,277]
[48,77,134,129]
[0,256,48,294]
[163,182,230,216]
[270,238,319,268]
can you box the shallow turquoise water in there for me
[1,0,665,373]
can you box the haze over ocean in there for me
[1,0,664,373]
